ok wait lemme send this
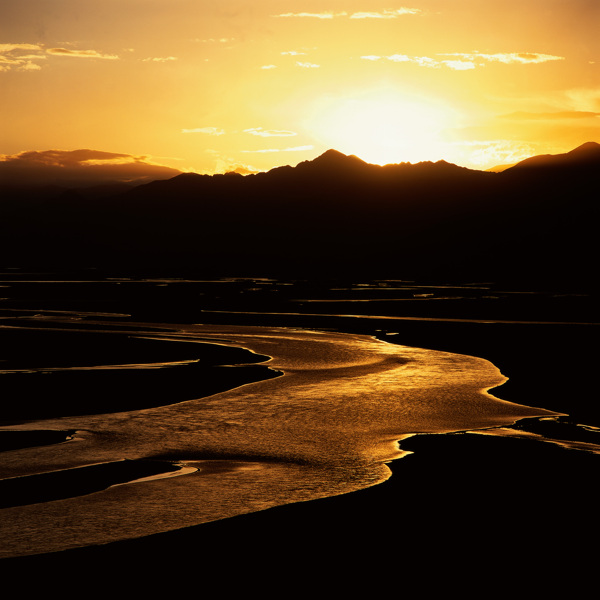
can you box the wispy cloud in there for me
[0,43,42,53]
[296,61,320,68]
[46,48,119,59]
[361,51,564,69]
[1,43,121,71]
[441,60,476,71]
[244,128,297,137]
[362,54,438,67]
[273,9,420,19]
[182,126,299,138]
[350,8,421,19]
[389,54,438,67]
[142,56,178,62]
[0,43,45,72]
[440,52,564,65]
[182,127,226,135]
[260,64,277,70]
[0,149,144,166]
[273,12,346,19]
[453,140,538,168]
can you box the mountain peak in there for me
[505,141,600,173]
[297,149,369,172]
[317,148,349,161]
[567,141,600,157]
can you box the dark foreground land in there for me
[0,274,597,593]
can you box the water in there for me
[0,272,597,559]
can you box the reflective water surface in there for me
[0,273,597,559]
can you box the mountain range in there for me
[1,143,598,288]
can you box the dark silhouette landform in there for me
[1,142,598,287]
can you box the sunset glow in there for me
[305,88,457,164]
[1,1,598,174]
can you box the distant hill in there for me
[0,143,597,289]
[0,149,182,201]
[503,142,600,173]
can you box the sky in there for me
[1,0,599,177]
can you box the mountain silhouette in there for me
[504,142,600,173]
[0,150,182,199]
[0,144,597,288]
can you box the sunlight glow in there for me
[305,89,456,165]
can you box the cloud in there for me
[17,62,42,71]
[142,56,178,62]
[361,51,564,70]
[273,9,420,19]
[362,54,438,67]
[491,52,564,64]
[0,149,181,186]
[0,43,45,72]
[296,61,320,68]
[442,60,476,71]
[204,152,262,175]
[453,140,538,169]
[1,43,125,71]
[46,48,119,59]
[350,8,421,19]
[0,43,42,53]
[273,12,347,19]
[244,128,297,137]
[2,149,139,166]
[181,127,226,135]
[281,51,306,56]
[440,52,564,65]
[182,126,298,138]
[260,64,277,69]
[390,54,437,67]
[226,164,261,175]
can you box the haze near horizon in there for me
[1,1,599,175]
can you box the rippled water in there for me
[0,317,556,558]
[0,273,597,559]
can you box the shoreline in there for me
[0,325,281,423]
[0,459,183,509]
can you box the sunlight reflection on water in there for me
[0,320,557,558]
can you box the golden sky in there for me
[1,1,599,174]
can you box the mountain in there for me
[504,142,600,172]
[0,144,597,288]
[0,149,183,201]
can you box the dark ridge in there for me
[503,141,600,171]
[1,143,597,289]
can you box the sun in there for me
[304,88,455,165]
